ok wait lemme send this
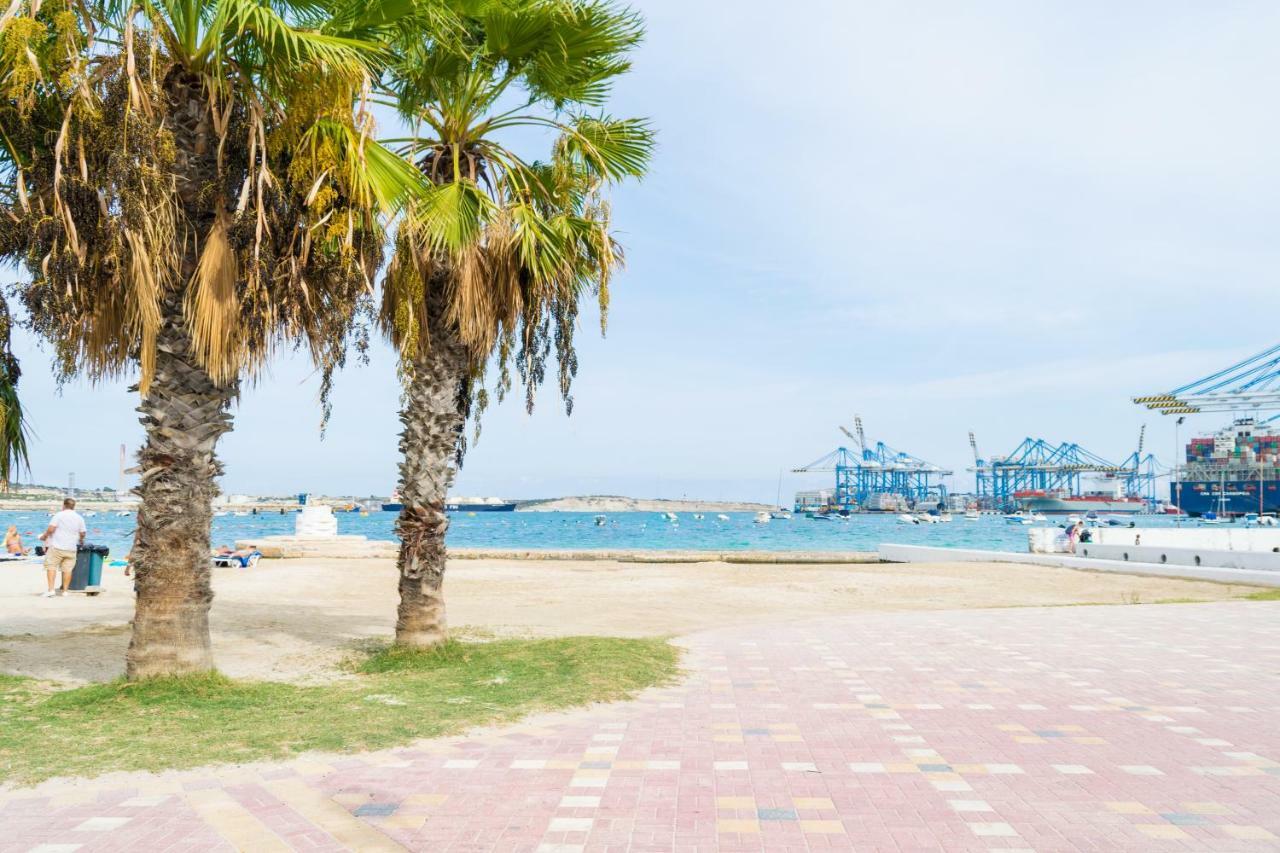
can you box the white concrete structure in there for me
[879,543,1280,587]
[294,505,338,537]
[1088,527,1280,551]
[233,505,390,558]
[1026,525,1280,571]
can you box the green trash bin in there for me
[68,544,109,595]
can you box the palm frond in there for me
[558,115,653,182]
[406,178,496,253]
[0,302,30,488]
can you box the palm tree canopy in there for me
[0,0,422,399]
[379,0,654,417]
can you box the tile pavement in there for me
[3,601,1280,851]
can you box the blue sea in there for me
[0,509,1187,559]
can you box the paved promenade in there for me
[4,601,1279,852]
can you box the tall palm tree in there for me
[0,0,420,678]
[379,0,653,647]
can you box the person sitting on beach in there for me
[215,545,256,558]
[5,525,27,556]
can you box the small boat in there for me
[810,513,836,522]
[214,511,228,517]
[937,512,953,523]
[716,513,731,521]
[1003,512,1035,525]
[770,509,792,520]
[898,513,918,525]
[916,514,939,524]
[115,511,132,517]
[232,511,250,517]
[594,514,607,526]
[693,513,705,520]
[964,510,980,521]
[660,512,678,522]
[753,511,770,524]
[82,510,97,518]
[1258,514,1279,526]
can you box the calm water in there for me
[0,509,1188,558]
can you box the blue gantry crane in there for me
[970,428,1160,512]
[793,416,952,512]
[1134,343,1280,415]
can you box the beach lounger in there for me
[212,550,261,568]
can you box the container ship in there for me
[1173,417,1280,517]
[1014,490,1145,514]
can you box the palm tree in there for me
[378,0,653,647]
[0,0,420,678]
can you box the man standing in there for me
[39,498,86,597]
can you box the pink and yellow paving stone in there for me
[3,600,1280,851]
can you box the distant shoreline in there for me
[0,493,780,514]
[515,496,776,513]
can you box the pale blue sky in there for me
[13,0,1280,500]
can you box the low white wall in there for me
[878,543,1280,587]
[1078,542,1280,571]
[1089,526,1280,552]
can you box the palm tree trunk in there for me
[394,285,468,648]
[126,294,236,678]
[125,70,235,679]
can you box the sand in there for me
[0,556,1260,684]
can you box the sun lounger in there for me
[212,550,261,568]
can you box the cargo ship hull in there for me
[447,501,517,512]
[1017,496,1144,514]
[1172,481,1280,517]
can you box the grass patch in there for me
[0,637,679,786]
[1245,588,1280,601]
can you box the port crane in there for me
[968,434,1156,512]
[794,416,952,511]
[1135,343,1280,415]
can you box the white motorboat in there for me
[660,512,678,522]
[716,513,730,521]
[753,511,770,524]
[1003,512,1035,525]
[594,515,607,526]
[770,509,792,520]
[963,510,980,521]
[937,513,953,523]
[693,513,705,520]
[898,513,918,524]
[915,514,939,524]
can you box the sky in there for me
[12,0,1280,501]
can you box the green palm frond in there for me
[408,179,497,253]
[0,304,30,489]
[556,116,652,181]
[199,0,384,76]
[302,119,426,212]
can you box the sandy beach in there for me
[0,556,1261,685]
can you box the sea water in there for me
[0,510,1186,559]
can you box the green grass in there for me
[0,637,679,786]
[1245,588,1280,601]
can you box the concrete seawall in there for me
[879,543,1280,587]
